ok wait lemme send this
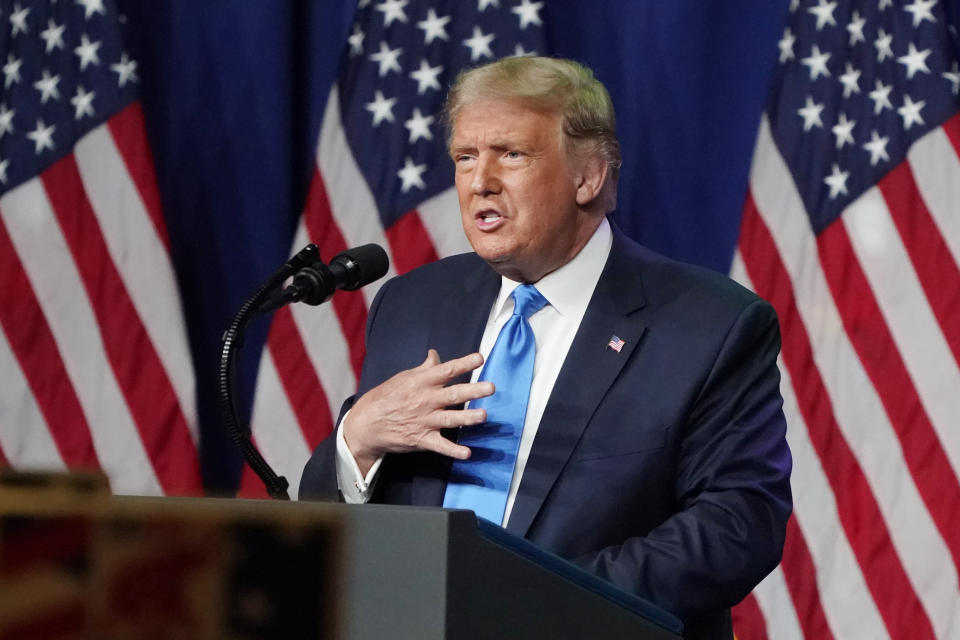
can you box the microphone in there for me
[259,243,389,312]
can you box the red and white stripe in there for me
[0,103,202,496]
[730,114,960,639]
[242,87,470,499]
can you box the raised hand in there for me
[342,349,493,475]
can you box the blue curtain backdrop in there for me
[117,1,788,492]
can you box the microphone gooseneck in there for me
[219,242,389,499]
[259,243,389,312]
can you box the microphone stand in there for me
[217,244,320,500]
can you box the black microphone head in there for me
[331,243,389,290]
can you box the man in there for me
[301,56,792,639]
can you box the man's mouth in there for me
[474,210,505,231]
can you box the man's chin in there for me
[467,239,510,264]
[479,254,542,283]
[478,252,511,269]
[475,250,516,274]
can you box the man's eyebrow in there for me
[449,142,475,154]
[451,137,533,152]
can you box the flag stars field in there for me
[898,95,926,130]
[365,90,397,126]
[396,156,426,192]
[9,3,30,37]
[875,29,894,62]
[76,0,106,20]
[376,0,409,28]
[0,104,14,138]
[869,80,893,114]
[40,19,66,54]
[779,28,796,63]
[766,0,959,249]
[33,70,60,104]
[404,108,434,143]
[904,0,937,28]
[110,53,138,87]
[801,45,831,81]
[831,113,855,150]
[846,11,866,46]
[511,0,543,30]
[74,34,102,70]
[409,59,442,94]
[26,118,55,154]
[370,41,403,77]
[417,9,450,44]
[349,25,365,56]
[823,163,849,199]
[862,130,890,166]
[463,26,495,61]
[3,55,22,89]
[898,43,932,81]
[808,0,838,31]
[839,63,861,98]
[945,62,960,95]
[798,96,825,131]
[512,43,535,57]
[71,86,95,121]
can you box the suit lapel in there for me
[507,233,648,536]
[412,259,500,506]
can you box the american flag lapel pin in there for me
[607,335,625,353]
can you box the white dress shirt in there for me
[336,218,613,526]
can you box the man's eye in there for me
[505,151,523,160]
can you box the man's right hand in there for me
[342,349,493,476]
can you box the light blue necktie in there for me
[442,284,548,524]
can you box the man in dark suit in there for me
[301,56,791,639]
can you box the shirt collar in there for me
[491,217,613,320]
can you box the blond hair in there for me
[445,56,621,209]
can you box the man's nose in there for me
[470,155,501,196]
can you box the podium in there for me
[0,476,682,639]
[307,502,681,639]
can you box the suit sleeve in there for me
[575,299,793,621]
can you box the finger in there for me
[423,431,471,460]
[436,381,494,407]
[424,351,484,384]
[429,407,487,429]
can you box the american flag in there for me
[0,0,201,495]
[607,335,625,353]
[730,0,960,638]
[238,0,546,498]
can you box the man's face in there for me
[450,98,599,283]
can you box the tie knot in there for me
[510,284,548,319]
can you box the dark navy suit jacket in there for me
[301,227,792,639]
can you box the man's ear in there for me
[574,153,608,207]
